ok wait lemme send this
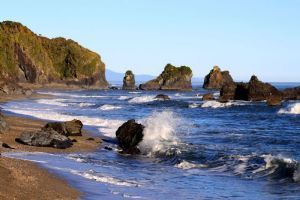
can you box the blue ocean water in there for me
[1,82,300,200]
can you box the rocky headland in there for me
[139,64,192,90]
[0,21,108,89]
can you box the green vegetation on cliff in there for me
[0,21,107,86]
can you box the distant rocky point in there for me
[139,64,192,90]
[203,66,234,89]
[0,21,108,88]
[122,70,136,90]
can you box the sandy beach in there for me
[0,93,102,200]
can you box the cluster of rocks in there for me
[202,66,300,106]
[15,119,83,149]
[0,82,32,96]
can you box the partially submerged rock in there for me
[202,93,214,101]
[203,66,234,89]
[122,70,136,90]
[43,119,83,136]
[0,112,9,134]
[219,75,282,101]
[267,95,282,106]
[116,119,144,154]
[282,86,300,100]
[15,129,73,149]
[155,94,170,100]
[139,64,192,90]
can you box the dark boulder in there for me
[267,95,282,106]
[282,86,300,100]
[0,112,9,134]
[202,93,214,101]
[43,119,83,136]
[155,94,170,100]
[116,119,144,154]
[247,75,281,101]
[139,64,192,90]
[110,86,119,90]
[203,66,234,89]
[15,129,73,149]
[219,75,281,101]
[122,70,136,90]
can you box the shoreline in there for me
[0,92,103,200]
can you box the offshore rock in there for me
[203,66,234,89]
[282,86,300,100]
[116,119,144,154]
[267,95,282,106]
[202,93,214,101]
[139,64,192,90]
[155,94,170,100]
[122,70,136,90]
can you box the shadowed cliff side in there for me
[0,21,108,88]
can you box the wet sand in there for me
[0,93,102,200]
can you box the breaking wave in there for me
[36,99,68,107]
[99,104,123,111]
[201,100,248,109]
[278,103,300,115]
[128,96,156,104]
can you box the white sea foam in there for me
[128,96,156,104]
[201,100,247,108]
[138,111,181,155]
[38,91,105,98]
[176,160,206,170]
[278,103,300,115]
[2,108,123,137]
[128,91,141,94]
[70,170,140,187]
[189,103,200,108]
[36,99,68,107]
[99,104,122,111]
[118,96,130,100]
[79,102,95,107]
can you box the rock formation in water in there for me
[0,21,108,88]
[154,94,170,100]
[282,86,300,100]
[139,64,192,90]
[116,119,144,154]
[122,70,136,90]
[203,66,234,89]
[202,93,214,101]
[219,75,282,102]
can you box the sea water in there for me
[1,83,300,200]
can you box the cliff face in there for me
[139,64,192,90]
[203,66,234,89]
[0,21,108,87]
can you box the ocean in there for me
[1,82,300,200]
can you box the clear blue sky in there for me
[1,0,300,81]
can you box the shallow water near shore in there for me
[1,82,300,200]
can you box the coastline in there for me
[0,92,103,200]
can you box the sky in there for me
[1,0,300,82]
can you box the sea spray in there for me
[278,103,300,114]
[138,111,184,156]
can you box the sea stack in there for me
[139,63,192,90]
[219,75,282,101]
[203,66,234,90]
[0,21,108,88]
[122,70,136,90]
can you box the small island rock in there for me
[203,66,234,89]
[122,70,136,90]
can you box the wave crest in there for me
[278,103,300,114]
